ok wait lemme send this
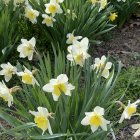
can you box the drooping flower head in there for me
[91,55,112,79]
[17,37,36,61]
[0,81,13,107]
[43,74,75,101]
[119,100,140,123]
[45,1,63,17]
[0,62,17,82]
[81,106,110,133]
[42,14,56,27]
[0,82,20,107]
[17,66,39,86]
[25,5,39,24]
[29,107,53,135]
[66,32,82,45]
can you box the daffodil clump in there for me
[0,32,140,139]
[24,0,63,26]
[1,0,140,139]
[0,33,120,139]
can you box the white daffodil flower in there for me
[67,37,89,52]
[81,106,110,133]
[25,5,39,24]
[45,1,63,17]
[67,46,90,67]
[100,0,107,10]
[43,74,75,101]
[91,55,112,79]
[119,100,140,123]
[29,107,53,135]
[0,63,17,82]
[0,81,13,107]
[66,33,82,45]
[17,37,36,60]
[132,124,140,137]
[17,66,39,86]
[42,14,56,27]
[91,0,107,10]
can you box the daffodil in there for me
[17,37,36,60]
[100,0,107,10]
[132,124,140,137]
[119,100,140,123]
[81,106,110,133]
[66,32,82,45]
[42,14,56,27]
[109,13,118,22]
[17,66,39,86]
[91,0,107,10]
[45,1,63,17]
[91,55,112,79]
[0,82,20,107]
[43,74,75,101]
[0,63,17,82]
[67,37,89,52]
[67,46,90,67]
[29,107,53,135]
[25,5,39,24]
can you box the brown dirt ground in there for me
[93,18,140,68]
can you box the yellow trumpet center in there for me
[35,116,48,130]
[90,114,102,126]
[127,106,136,116]
[22,73,33,84]
[45,17,52,24]
[109,13,118,22]
[27,11,36,20]
[75,54,83,64]
[54,83,67,96]
[48,5,57,14]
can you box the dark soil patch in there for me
[93,18,140,67]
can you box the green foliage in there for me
[114,67,140,101]
[0,2,21,63]
[0,49,122,139]
[110,0,140,27]
[27,0,115,51]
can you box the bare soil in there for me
[93,18,140,67]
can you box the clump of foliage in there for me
[110,0,140,27]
